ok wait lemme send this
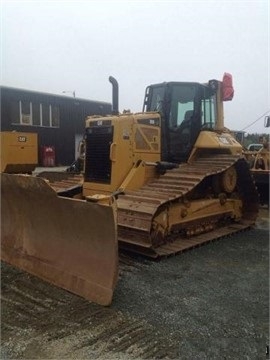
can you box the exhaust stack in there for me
[109,76,119,115]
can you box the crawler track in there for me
[117,154,259,257]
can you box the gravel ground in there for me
[1,209,269,359]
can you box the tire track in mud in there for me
[1,259,178,359]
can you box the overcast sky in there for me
[1,0,269,133]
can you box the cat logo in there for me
[18,136,27,142]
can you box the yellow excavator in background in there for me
[1,73,259,305]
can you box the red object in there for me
[222,73,234,101]
[42,146,55,167]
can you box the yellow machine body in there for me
[1,131,38,173]
[83,115,243,196]
[83,111,257,257]
[83,112,160,196]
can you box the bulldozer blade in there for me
[1,173,118,306]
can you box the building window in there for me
[40,104,60,127]
[42,104,50,127]
[51,105,60,127]
[16,101,60,128]
[19,101,32,125]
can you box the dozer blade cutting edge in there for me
[1,173,118,306]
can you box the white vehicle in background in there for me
[247,143,263,152]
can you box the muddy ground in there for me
[1,209,269,359]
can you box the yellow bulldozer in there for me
[1,74,259,305]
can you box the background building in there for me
[0,86,111,166]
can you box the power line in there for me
[240,110,270,131]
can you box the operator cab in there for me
[143,81,218,163]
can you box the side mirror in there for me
[265,115,270,128]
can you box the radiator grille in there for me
[84,126,113,183]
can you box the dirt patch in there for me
[1,211,269,359]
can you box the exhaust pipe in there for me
[109,76,119,115]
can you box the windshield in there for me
[146,83,216,129]
[169,85,196,129]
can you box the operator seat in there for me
[184,110,194,122]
